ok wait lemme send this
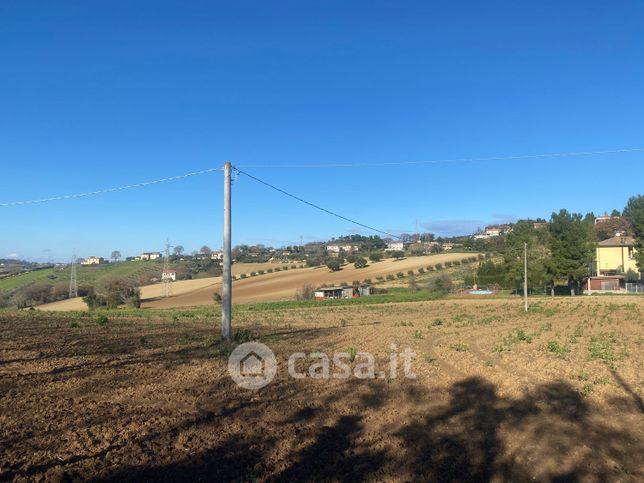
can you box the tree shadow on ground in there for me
[100,376,642,482]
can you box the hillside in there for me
[38,253,478,310]
[0,260,163,293]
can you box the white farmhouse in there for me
[385,242,404,251]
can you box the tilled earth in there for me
[1,297,642,481]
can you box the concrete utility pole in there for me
[523,242,528,312]
[222,161,232,340]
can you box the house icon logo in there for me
[228,342,277,389]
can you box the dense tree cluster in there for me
[472,195,644,293]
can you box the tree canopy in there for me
[623,195,644,273]
[547,209,594,283]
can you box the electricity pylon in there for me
[69,253,78,298]
[162,239,173,298]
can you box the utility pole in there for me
[523,242,528,312]
[222,161,232,340]
[69,253,78,298]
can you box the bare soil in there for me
[2,296,642,481]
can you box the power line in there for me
[2,145,642,207]
[235,147,644,169]
[0,167,223,207]
[233,166,402,240]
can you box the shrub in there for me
[240,273,248,279]
[391,250,405,260]
[396,272,405,279]
[274,267,281,272]
[427,265,434,271]
[363,278,372,284]
[418,267,425,274]
[295,284,315,300]
[290,265,297,269]
[369,252,383,262]
[326,259,342,272]
[250,271,257,276]
[267,268,273,273]
[352,280,361,286]
[435,263,443,270]
[354,257,368,269]
[96,314,109,326]
[305,258,319,268]
[212,292,222,303]
[427,274,452,294]
[444,261,453,268]
[84,278,141,309]
[407,270,414,275]
[386,274,394,281]
[258,270,265,275]
[282,266,289,270]
[376,276,385,281]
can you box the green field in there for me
[0,260,163,293]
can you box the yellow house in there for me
[596,236,639,276]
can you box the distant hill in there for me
[0,260,163,294]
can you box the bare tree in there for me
[111,250,122,262]
[200,245,212,255]
[173,245,185,256]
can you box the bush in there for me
[346,254,358,264]
[396,272,405,279]
[427,274,452,294]
[435,263,443,270]
[444,261,453,268]
[376,276,385,281]
[96,314,109,326]
[306,257,320,267]
[267,268,273,273]
[296,284,315,300]
[325,258,342,272]
[83,278,141,310]
[363,278,372,284]
[250,271,257,276]
[386,274,394,281]
[240,273,248,279]
[354,257,368,269]
[290,265,297,269]
[352,280,361,286]
[407,270,414,275]
[427,265,434,271]
[408,274,418,290]
[282,266,289,270]
[391,250,405,260]
[453,260,461,266]
[212,292,222,303]
[369,252,383,262]
[418,267,425,274]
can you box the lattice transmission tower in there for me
[69,253,78,298]
[162,239,173,298]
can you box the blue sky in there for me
[1,1,643,261]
